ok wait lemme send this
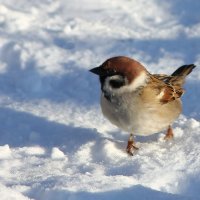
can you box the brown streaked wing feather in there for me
[153,74,173,83]
[160,85,184,104]
[151,64,196,103]
[153,72,190,87]
[150,75,184,104]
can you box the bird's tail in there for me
[171,64,196,77]
[170,64,196,86]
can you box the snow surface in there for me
[0,0,200,199]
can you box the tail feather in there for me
[169,64,196,86]
[171,64,196,77]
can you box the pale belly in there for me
[101,94,182,136]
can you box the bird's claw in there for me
[164,125,174,140]
[126,140,139,156]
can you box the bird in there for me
[90,56,196,156]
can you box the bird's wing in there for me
[151,64,196,104]
[150,75,184,104]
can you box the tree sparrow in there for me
[90,56,196,155]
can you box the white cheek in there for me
[103,72,147,95]
[104,78,112,92]
[126,72,147,91]
[110,72,147,94]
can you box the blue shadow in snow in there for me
[182,80,200,119]
[0,41,100,106]
[168,0,200,26]
[0,31,199,113]
[107,37,200,64]
[0,107,100,153]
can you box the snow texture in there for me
[0,0,200,199]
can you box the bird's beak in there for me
[89,66,104,76]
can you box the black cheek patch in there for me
[109,79,125,88]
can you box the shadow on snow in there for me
[0,107,100,153]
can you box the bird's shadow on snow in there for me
[0,107,100,153]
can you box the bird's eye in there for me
[109,78,125,88]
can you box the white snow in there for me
[18,146,45,156]
[0,145,12,159]
[0,0,199,199]
[51,147,66,160]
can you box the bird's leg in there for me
[164,125,174,140]
[126,133,139,156]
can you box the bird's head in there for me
[90,56,149,96]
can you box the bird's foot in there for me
[126,133,139,156]
[164,125,174,140]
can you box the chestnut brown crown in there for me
[90,56,148,83]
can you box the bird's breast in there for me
[100,92,182,136]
